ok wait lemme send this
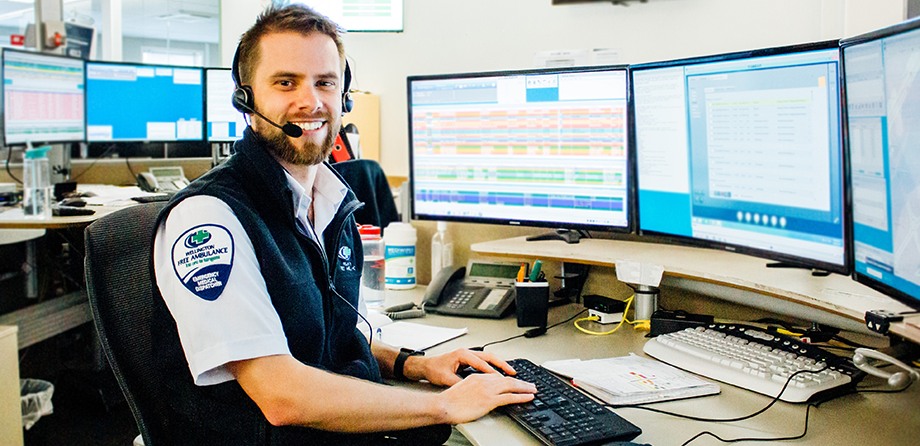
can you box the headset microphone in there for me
[247,106,304,138]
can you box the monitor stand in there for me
[526,229,584,244]
[766,261,831,277]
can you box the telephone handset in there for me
[136,167,190,193]
[422,260,519,319]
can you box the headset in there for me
[853,348,920,388]
[230,41,354,138]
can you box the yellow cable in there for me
[574,296,634,335]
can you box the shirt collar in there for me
[283,164,348,245]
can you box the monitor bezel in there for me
[204,67,245,143]
[84,59,205,143]
[1,47,87,147]
[629,40,851,275]
[406,64,636,235]
[841,18,920,309]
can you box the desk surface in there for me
[471,236,920,345]
[0,204,126,229]
[382,287,920,446]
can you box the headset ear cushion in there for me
[232,86,254,113]
[342,91,354,114]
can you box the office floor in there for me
[19,324,138,446]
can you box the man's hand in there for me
[438,372,537,425]
[405,348,518,386]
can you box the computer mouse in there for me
[61,198,87,207]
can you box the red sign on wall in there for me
[10,35,24,46]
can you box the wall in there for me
[121,36,220,66]
[339,0,905,176]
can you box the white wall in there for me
[219,0,907,176]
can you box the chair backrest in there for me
[84,202,168,446]
[331,158,400,228]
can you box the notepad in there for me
[542,353,720,405]
[376,321,468,352]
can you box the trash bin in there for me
[20,379,53,430]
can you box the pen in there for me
[529,260,542,282]
[517,263,527,282]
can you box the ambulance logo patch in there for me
[172,224,234,301]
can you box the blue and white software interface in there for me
[846,29,920,299]
[633,48,846,268]
[206,69,247,142]
[409,69,630,229]
[2,50,85,145]
[85,63,203,142]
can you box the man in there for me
[151,4,535,445]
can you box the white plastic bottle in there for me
[431,221,454,278]
[383,222,417,289]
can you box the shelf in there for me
[472,236,920,344]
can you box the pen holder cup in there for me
[514,281,549,328]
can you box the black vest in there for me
[150,128,384,445]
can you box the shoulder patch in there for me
[171,224,234,301]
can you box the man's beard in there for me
[261,115,339,166]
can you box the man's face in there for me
[250,31,343,165]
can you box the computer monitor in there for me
[632,41,848,275]
[842,19,920,309]
[407,66,633,239]
[2,48,86,146]
[85,61,204,142]
[205,68,247,142]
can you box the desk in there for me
[0,203,131,349]
[471,237,920,345]
[383,287,920,446]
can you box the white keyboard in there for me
[644,324,864,403]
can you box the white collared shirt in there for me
[153,164,350,386]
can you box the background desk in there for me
[383,287,920,446]
[0,204,130,349]
[471,237,920,345]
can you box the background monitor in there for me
[85,61,204,142]
[631,41,848,274]
[205,68,247,142]
[843,19,920,309]
[2,48,86,146]
[408,66,632,235]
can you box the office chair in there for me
[84,202,169,446]
[331,158,400,228]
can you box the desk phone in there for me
[422,260,522,318]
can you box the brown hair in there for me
[237,4,345,86]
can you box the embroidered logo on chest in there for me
[337,246,356,272]
[172,224,234,301]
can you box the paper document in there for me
[376,321,468,352]
[543,353,720,405]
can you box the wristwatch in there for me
[394,348,425,381]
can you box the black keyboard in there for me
[131,194,173,203]
[52,205,95,216]
[502,358,642,446]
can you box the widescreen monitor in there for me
[408,66,632,237]
[2,48,85,146]
[205,68,247,142]
[631,41,848,274]
[842,19,920,309]
[85,61,203,142]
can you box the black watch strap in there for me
[394,348,424,381]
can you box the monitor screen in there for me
[85,62,204,142]
[632,42,848,274]
[205,68,247,142]
[843,20,920,308]
[408,66,632,234]
[2,48,85,146]
[288,0,403,32]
